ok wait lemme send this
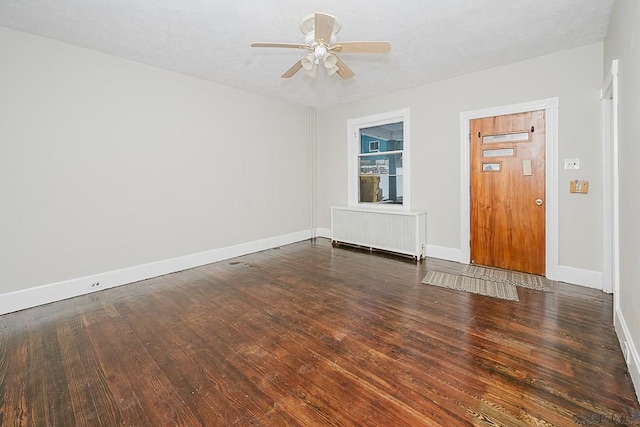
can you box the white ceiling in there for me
[0,0,615,109]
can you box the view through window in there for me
[347,108,410,209]
[358,122,404,205]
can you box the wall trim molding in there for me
[422,243,603,289]
[1,229,605,316]
[426,245,463,263]
[0,230,313,315]
[557,265,602,289]
[422,246,601,289]
[601,59,620,298]
[322,233,602,289]
[315,227,332,239]
[615,306,640,402]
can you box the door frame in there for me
[460,98,559,280]
[601,59,619,300]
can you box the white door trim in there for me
[460,98,559,280]
[601,59,619,298]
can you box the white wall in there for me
[0,27,311,295]
[316,43,603,277]
[604,0,640,397]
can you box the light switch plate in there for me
[564,158,580,170]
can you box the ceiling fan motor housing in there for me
[304,32,336,48]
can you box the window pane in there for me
[482,162,501,172]
[349,109,410,208]
[358,153,403,204]
[360,122,404,153]
[483,132,529,144]
[482,148,515,157]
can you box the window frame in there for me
[347,108,411,210]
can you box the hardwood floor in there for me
[1,238,638,426]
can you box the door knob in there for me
[535,198,544,206]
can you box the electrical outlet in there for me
[90,281,101,289]
[564,158,580,170]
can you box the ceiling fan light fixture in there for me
[304,66,317,77]
[314,44,328,58]
[323,53,337,69]
[301,53,317,71]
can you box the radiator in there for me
[330,206,426,260]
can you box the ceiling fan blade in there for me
[281,60,303,78]
[335,55,355,79]
[251,42,311,50]
[314,12,335,44]
[333,41,392,54]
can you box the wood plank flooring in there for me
[0,238,638,426]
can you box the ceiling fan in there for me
[251,12,391,79]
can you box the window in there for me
[347,108,410,209]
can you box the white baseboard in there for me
[615,307,640,402]
[426,245,463,263]
[0,229,313,315]
[314,227,332,239]
[422,249,603,290]
[557,265,602,289]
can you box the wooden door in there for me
[470,110,546,275]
